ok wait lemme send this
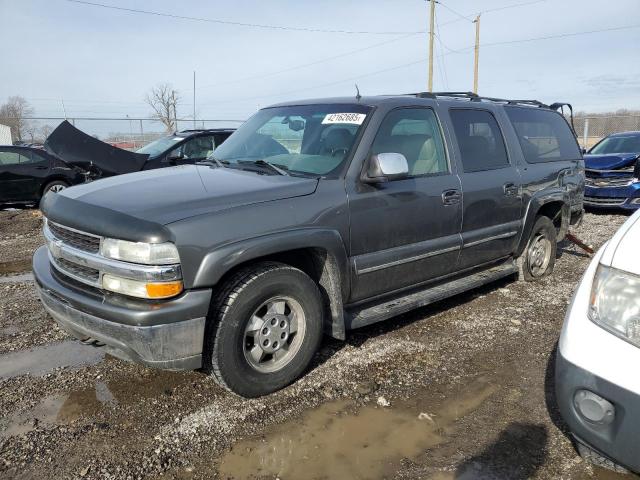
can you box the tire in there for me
[42,180,69,196]
[518,215,557,282]
[204,262,323,397]
[577,442,629,474]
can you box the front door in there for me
[347,107,462,303]
[446,108,523,271]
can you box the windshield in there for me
[589,134,640,155]
[136,135,183,156]
[211,104,371,176]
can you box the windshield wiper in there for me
[196,157,229,168]
[239,159,289,176]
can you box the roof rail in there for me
[404,92,552,109]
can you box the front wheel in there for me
[518,216,557,281]
[204,262,323,397]
[43,180,69,196]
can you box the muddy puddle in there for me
[1,369,194,439]
[219,377,497,480]
[0,259,33,276]
[0,340,104,379]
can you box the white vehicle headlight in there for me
[100,238,180,265]
[589,264,640,348]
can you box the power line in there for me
[192,33,420,91]
[65,0,425,35]
[436,2,474,23]
[198,23,640,107]
[438,0,547,28]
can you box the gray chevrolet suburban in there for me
[33,92,585,397]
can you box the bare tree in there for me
[145,84,179,132]
[0,96,34,142]
[39,124,54,142]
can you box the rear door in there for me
[447,108,523,270]
[0,148,49,202]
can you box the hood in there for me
[59,164,319,224]
[584,153,639,171]
[45,120,149,176]
[601,209,640,276]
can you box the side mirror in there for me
[581,147,587,155]
[363,153,409,183]
[168,152,183,164]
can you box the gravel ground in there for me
[0,208,637,480]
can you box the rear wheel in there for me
[518,216,557,281]
[204,262,323,397]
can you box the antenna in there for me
[355,84,361,101]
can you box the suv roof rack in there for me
[178,128,236,133]
[401,92,576,135]
[405,91,552,109]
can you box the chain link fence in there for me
[4,117,245,150]
[573,115,640,150]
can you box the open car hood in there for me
[44,120,149,176]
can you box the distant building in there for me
[0,124,11,145]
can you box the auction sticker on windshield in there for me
[322,113,366,125]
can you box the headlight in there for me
[589,264,640,348]
[101,238,180,265]
[102,274,183,299]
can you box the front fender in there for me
[192,228,350,339]
[192,228,349,291]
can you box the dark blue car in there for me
[584,131,640,209]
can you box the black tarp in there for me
[44,120,149,176]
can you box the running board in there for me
[345,261,517,330]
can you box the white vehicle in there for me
[557,210,640,474]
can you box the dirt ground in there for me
[0,207,637,480]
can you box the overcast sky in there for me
[1,0,639,135]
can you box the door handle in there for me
[503,183,519,196]
[34,166,48,170]
[441,189,462,205]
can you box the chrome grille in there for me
[585,176,633,187]
[53,256,100,282]
[48,222,101,253]
[584,196,626,206]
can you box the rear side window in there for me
[0,151,32,165]
[449,109,509,172]
[505,107,581,163]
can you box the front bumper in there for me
[556,246,640,473]
[33,246,212,370]
[556,352,640,473]
[584,184,640,210]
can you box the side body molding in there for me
[193,228,350,340]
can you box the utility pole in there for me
[473,14,481,94]
[193,71,196,129]
[428,0,436,92]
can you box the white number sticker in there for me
[322,113,366,125]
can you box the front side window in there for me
[371,108,448,176]
[212,104,371,176]
[450,109,509,172]
[171,135,216,160]
[505,107,581,163]
[589,134,640,155]
[0,150,31,166]
[136,135,182,156]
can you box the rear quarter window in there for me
[505,107,581,163]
